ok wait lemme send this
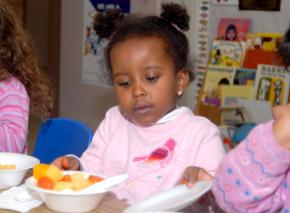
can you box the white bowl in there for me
[25,171,110,213]
[0,152,39,189]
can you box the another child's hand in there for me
[180,166,213,188]
[51,156,80,170]
[273,104,290,150]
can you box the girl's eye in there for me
[146,76,159,82]
[118,80,131,87]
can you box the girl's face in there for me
[226,29,237,41]
[110,36,188,127]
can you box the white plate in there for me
[123,181,212,213]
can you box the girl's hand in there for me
[273,104,290,150]
[51,156,80,170]
[180,166,213,188]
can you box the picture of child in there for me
[224,24,238,41]
[217,18,251,41]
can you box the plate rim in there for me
[123,180,212,213]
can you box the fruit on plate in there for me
[88,175,104,183]
[61,174,72,182]
[32,163,104,191]
[45,164,64,182]
[54,181,73,191]
[37,176,55,190]
[0,164,16,170]
[70,172,92,191]
[33,164,50,180]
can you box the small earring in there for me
[177,90,183,96]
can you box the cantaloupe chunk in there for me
[37,176,55,189]
[33,164,50,180]
[45,164,64,182]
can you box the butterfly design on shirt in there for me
[132,138,176,168]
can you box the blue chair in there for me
[32,118,93,164]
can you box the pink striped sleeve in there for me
[0,77,29,153]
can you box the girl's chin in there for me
[121,110,157,127]
[133,121,155,127]
[131,118,157,127]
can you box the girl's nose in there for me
[132,84,146,97]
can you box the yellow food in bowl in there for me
[0,164,16,170]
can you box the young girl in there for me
[53,3,225,204]
[211,26,290,212]
[0,1,52,153]
[224,24,238,41]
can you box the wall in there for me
[25,0,49,69]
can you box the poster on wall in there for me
[81,0,130,87]
[239,0,281,11]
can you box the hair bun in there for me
[160,3,189,31]
[278,27,290,67]
[93,9,124,38]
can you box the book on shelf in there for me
[200,65,235,106]
[221,99,272,126]
[220,85,255,107]
[208,40,245,68]
[233,68,256,85]
[243,49,283,69]
[246,32,283,51]
[254,64,290,106]
[217,18,251,41]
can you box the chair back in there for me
[32,118,93,163]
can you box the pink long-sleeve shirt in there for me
[212,121,290,212]
[0,77,29,153]
[80,106,225,204]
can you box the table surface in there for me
[0,170,129,213]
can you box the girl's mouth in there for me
[133,105,153,115]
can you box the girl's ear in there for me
[176,68,189,96]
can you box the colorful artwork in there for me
[217,18,251,41]
[209,40,245,67]
[82,0,130,87]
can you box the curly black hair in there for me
[93,3,193,81]
[278,26,290,67]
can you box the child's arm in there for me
[79,107,118,173]
[0,83,29,153]
[212,114,290,212]
[273,104,290,150]
[51,110,115,171]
